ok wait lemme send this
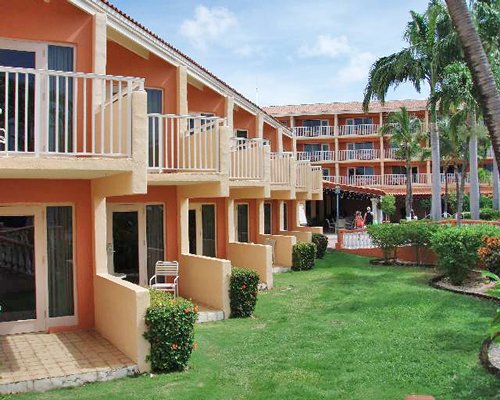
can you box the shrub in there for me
[481,271,500,340]
[292,242,316,271]
[479,208,500,221]
[380,195,396,221]
[461,211,471,219]
[478,236,500,275]
[312,233,328,259]
[229,268,259,318]
[144,290,198,373]
[402,221,440,265]
[431,224,500,285]
[366,223,406,262]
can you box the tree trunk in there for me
[454,165,460,224]
[457,163,467,227]
[446,0,500,170]
[444,163,449,216]
[429,103,442,220]
[405,160,412,219]
[468,112,480,219]
[494,157,500,210]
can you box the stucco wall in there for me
[257,234,296,267]
[227,242,273,287]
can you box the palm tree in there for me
[445,0,500,169]
[363,0,460,220]
[380,107,426,219]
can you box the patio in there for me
[0,330,138,394]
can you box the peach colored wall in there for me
[106,41,177,114]
[108,186,179,261]
[233,108,256,138]
[263,124,278,152]
[0,0,93,73]
[337,247,437,265]
[188,83,225,116]
[0,179,94,331]
[191,197,228,258]
[283,135,293,152]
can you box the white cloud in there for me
[337,51,376,83]
[298,35,351,59]
[179,5,237,50]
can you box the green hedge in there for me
[292,242,316,271]
[312,233,328,259]
[144,290,198,372]
[431,224,500,285]
[401,221,440,265]
[366,224,406,262]
[479,208,500,221]
[230,268,259,318]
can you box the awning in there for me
[323,181,385,196]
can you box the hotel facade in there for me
[0,0,322,373]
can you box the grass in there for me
[6,251,500,399]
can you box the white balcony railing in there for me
[338,124,380,136]
[230,137,268,180]
[0,66,143,157]
[293,126,335,138]
[296,160,312,188]
[337,149,380,161]
[270,151,293,185]
[311,166,323,191]
[441,172,470,184]
[343,231,375,249]
[147,114,223,173]
[296,150,335,162]
[384,148,399,159]
[335,175,383,186]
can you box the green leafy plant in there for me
[380,195,396,221]
[312,233,328,259]
[479,208,500,221]
[402,221,440,265]
[431,225,500,285]
[480,271,500,341]
[292,242,316,271]
[230,268,259,318]
[478,236,500,275]
[367,223,406,262]
[144,290,198,372]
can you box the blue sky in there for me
[111,0,430,106]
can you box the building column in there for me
[277,128,284,152]
[225,96,234,132]
[177,65,188,115]
[256,113,264,138]
[227,198,235,243]
[256,199,265,235]
[177,196,190,255]
[371,197,382,223]
[289,116,295,128]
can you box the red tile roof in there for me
[263,99,428,116]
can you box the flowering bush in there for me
[292,242,316,271]
[144,290,198,372]
[478,236,500,275]
[230,268,259,318]
[312,233,328,259]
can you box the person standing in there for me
[354,211,365,229]
[364,207,374,225]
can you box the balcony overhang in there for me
[148,171,228,186]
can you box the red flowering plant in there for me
[144,290,198,372]
[230,268,259,318]
[478,236,500,275]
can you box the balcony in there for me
[296,150,335,162]
[325,173,471,187]
[270,151,293,186]
[147,114,223,174]
[337,149,380,161]
[338,124,380,136]
[0,66,143,159]
[293,126,335,138]
[296,160,312,190]
[230,138,269,181]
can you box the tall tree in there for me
[380,107,426,219]
[363,0,460,220]
[445,0,500,170]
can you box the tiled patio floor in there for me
[0,330,138,393]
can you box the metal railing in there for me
[337,149,380,161]
[296,150,335,162]
[148,114,223,173]
[0,65,143,157]
[230,137,268,180]
[270,151,293,185]
[293,125,335,138]
[338,124,380,136]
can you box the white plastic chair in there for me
[149,261,179,297]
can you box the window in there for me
[146,89,163,168]
[392,166,418,175]
[235,130,248,139]
[188,204,216,257]
[264,202,272,235]
[236,204,249,242]
[146,205,164,281]
[347,142,374,150]
[303,119,328,127]
[47,206,74,318]
[283,202,288,231]
[304,144,321,153]
[322,168,330,177]
[348,166,374,176]
[346,117,373,126]
[201,205,216,257]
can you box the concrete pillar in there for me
[289,116,295,128]
[177,65,188,115]
[278,200,285,231]
[257,199,265,235]
[227,198,235,242]
[371,197,382,223]
[225,96,234,131]
[178,196,189,254]
[277,128,284,152]
[93,13,107,75]
[256,113,264,138]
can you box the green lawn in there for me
[8,251,500,400]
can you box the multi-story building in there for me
[0,0,322,378]
[264,101,495,222]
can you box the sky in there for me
[111,0,430,107]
